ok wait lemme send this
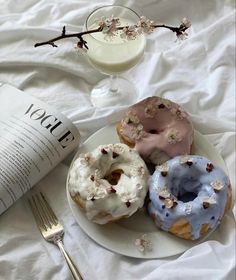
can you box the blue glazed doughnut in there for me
[148,155,232,240]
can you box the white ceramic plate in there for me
[66,124,228,258]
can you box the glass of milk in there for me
[85,5,146,108]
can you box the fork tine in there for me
[28,197,47,231]
[39,192,58,226]
[34,193,52,228]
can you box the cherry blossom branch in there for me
[34,27,102,48]
[34,16,191,50]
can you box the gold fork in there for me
[28,192,84,280]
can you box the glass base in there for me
[90,77,137,108]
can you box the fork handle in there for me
[56,240,84,280]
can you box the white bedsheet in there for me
[0,1,235,279]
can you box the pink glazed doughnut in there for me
[116,97,194,165]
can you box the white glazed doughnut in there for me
[68,143,149,224]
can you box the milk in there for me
[85,18,146,74]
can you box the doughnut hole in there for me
[178,191,198,203]
[170,177,201,203]
[104,169,124,185]
[148,129,158,134]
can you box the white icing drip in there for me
[184,203,192,215]
[68,143,149,224]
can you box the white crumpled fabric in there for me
[0,0,235,279]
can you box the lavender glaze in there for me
[148,155,231,240]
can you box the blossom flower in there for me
[96,15,120,38]
[134,234,152,252]
[181,17,191,28]
[121,25,140,40]
[176,17,191,40]
[137,16,155,34]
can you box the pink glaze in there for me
[120,97,194,161]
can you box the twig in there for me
[34,23,189,48]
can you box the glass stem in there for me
[109,75,119,93]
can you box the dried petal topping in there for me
[101,148,108,154]
[106,186,116,194]
[113,144,125,154]
[131,166,146,178]
[202,196,217,208]
[129,126,145,140]
[112,152,119,158]
[180,155,190,164]
[203,201,210,209]
[176,107,188,119]
[86,186,107,200]
[158,103,166,109]
[157,188,170,199]
[186,160,193,167]
[124,111,140,124]
[206,162,214,172]
[119,191,138,203]
[167,129,182,144]
[162,99,172,109]
[211,180,224,192]
[78,154,91,166]
[126,201,131,208]
[156,163,169,173]
[164,198,174,209]
[144,104,158,118]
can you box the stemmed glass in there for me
[85,5,146,108]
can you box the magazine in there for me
[0,83,81,215]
